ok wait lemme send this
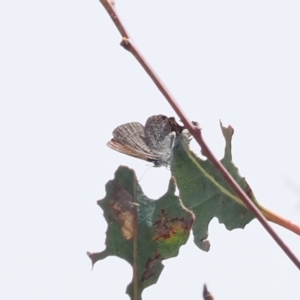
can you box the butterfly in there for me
[107,115,177,167]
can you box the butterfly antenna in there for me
[138,164,153,182]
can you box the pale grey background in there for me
[1,0,300,299]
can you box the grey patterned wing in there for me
[144,115,176,166]
[108,122,162,162]
[107,139,160,162]
[144,115,173,152]
[112,122,150,153]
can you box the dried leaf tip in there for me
[203,284,214,300]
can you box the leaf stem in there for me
[99,0,300,270]
[259,204,300,236]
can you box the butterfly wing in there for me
[112,122,148,152]
[144,115,176,165]
[107,122,162,163]
[107,139,160,162]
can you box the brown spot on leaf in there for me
[153,209,173,240]
[141,251,162,281]
[170,217,194,231]
[153,209,193,240]
[109,186,136,240]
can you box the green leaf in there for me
[88,166,194,300]
[171,122,255,251]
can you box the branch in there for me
[99,0,300,270]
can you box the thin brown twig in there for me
[99,0,300,270]
[100,0,129,38]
